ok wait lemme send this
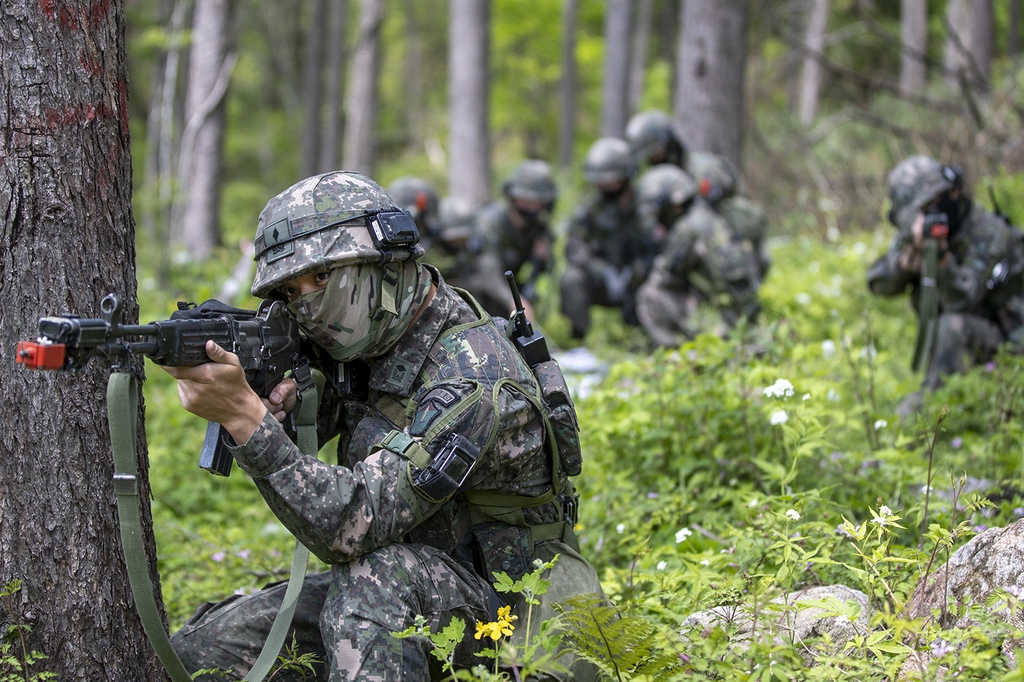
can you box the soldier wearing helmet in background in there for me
[164,171,600,680]
[634,164,763,348]
[388,176,441,238]
[559,137,649,339]
[463,160,559,318]
[868,155,1024,417]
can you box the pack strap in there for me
[108,373,319,682]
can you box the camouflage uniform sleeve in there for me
[936,212,1009,311]
[867,234,916,296]
[565,205,593,266]
[228,412,440,564]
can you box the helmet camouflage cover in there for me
[503,160,558,205]
[583,137,637,185]
[387,176,440,223]
[886,155,957,218]
[625,109,686,163]
[251,171,423,298]
[688,151,739,203]
[635,163,698,211]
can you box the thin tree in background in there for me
[601,0,632,137]
[628,0,655,115]
[559,0,578,171]
[403,0,426,149]
[448,0,492,206]
[1012,0,1021,58]
[301,0,328,178]
[320,0,348,172]
[175,0,236,261]
[900,0,928,94]
[944,0,993,90]
[1,0,165,677]
[342,0,385,175]
[797,0,829,126]
[674,0,749,165]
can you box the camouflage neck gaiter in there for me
[287,261,432,362]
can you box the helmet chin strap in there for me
[373,262,401,319]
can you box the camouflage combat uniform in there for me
[637,202,763,348]
[170,171,598,681]
[559,190,650,337]
[868,202,1024,389]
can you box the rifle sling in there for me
[108,372,319,682]
[912,239,940,372]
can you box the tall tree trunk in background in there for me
[674,0,749,165]
[628,0,654,115]
[175,0,234,262]
[944,0,991,90]
[601,0,632,137]
[1,1,165,678]
[559,0,578,171]
[301,0,328,178]
[320,0,348,172]
[342,0,384,175]
[900,0,928,94]
[448,0,491,206]
[1011,0,1021,57]
[797,0,828,126]
[403,0,425,149]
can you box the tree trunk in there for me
[0,1,165,679]
[944,0,991,90]
[674,0,749,166]
[301,0,328,178]
[342,0,384,175]
[900,0,928,94]
[402,0,425,149]
[320,0,348,172]
[175,0,234,262]
[559,0,578,171]
[448,0,491,206]
[628,0,654,115]
[1011,0,1021,58]
[970,0,993,86]
[797,0,828,126]
[601,0,632,137]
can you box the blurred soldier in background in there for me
[559,137,650,339]
[868,155,1024,416]
[634,164,763,348]
[463,160,558,318]
[388,176,441,240]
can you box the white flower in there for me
[821,340,836,359]
[879,505,893,517]
[835,614,850,625]
[770,410,789,425]
[748,498,759,508]
[656,561,667,571]
[700,559,710,566]
[873,419,888,431]
[763,379,795,398]
[796,292,812,305]
[785,509,801,521]
[871,516,887,527]
[616,523,626,534]
[826,388,841,402]
[675,527,692,543]
[802,393,811,401]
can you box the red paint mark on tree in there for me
[38,0,114,31]
[79,51,103,77]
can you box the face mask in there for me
[600,183,628,201]
[936,194,964,235]
[287,261,431,361]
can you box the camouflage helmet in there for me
[625,110,687,164]
[251,171,423,298]
[502,160,558,205]
[688,151,739,204]
[886,155,961,217]
[437,196,477,243]
[583,137,637,185]
[635,163,698,211]
[387,176,440,224]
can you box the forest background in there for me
[6,0,1024,679]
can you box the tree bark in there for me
[320,0,348,172]
[0,1,165,679]
[448,0,491,206]
[342,0,384,175]
[1011,0,1021,58]
[601,0,632,137]
[175,0,234,262]
[301,0,328,178]
[628,0,654,115]
[402,0,426,149]
[797,0,829,126]
[944,0,991,90]
[559,0,578,171]
[674,0,749,166]
[900,0,928,94]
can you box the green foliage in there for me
[0,581,56,682]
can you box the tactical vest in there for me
[370,288,582,581]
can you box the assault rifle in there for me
[16,293,312,476]
[911,211,950,372]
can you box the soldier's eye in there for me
[315,271,331,284]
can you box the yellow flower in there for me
[473,606,518,641]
